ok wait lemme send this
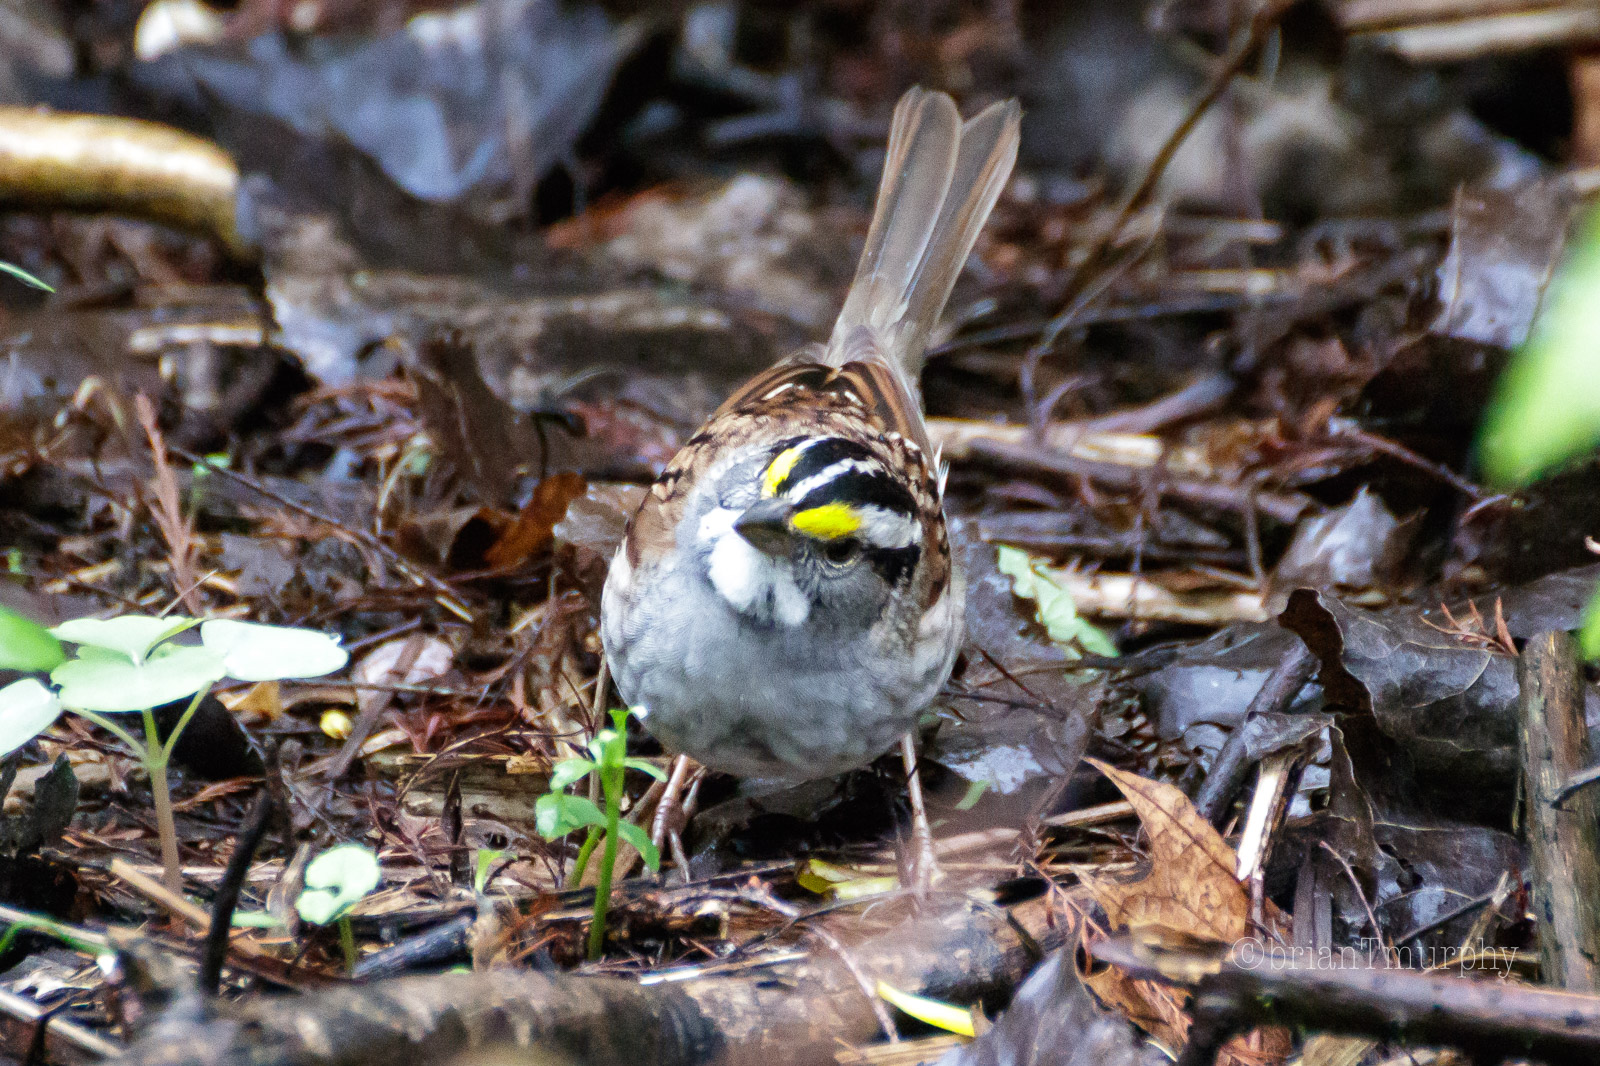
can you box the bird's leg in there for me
[901,733,942,896]
[651,754,703,883]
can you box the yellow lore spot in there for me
[761,444,807,498]
[790,503,861,540]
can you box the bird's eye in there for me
[822,539,861,566]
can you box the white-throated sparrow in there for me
[601,87,1021,786]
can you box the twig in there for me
[1193,641,1317,824]
[1330,423,1490,501]
[109,857,212,929]
[165,445,469,615]
[965,437,1311,524]
[1317,841,1396,967]
[1089,934,1600,1066]
[1045,0,1299,340]
[200,792,277,996]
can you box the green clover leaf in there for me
[51,643,225,713]
[200,619,348,682]
[0,679,63,758]
[295,844,380,926]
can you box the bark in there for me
[1518,630,1600,991]
[113,896,1067,1066]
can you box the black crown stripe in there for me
[771,437,880,497]
[794,469,918,517]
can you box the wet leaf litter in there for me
[3,1,1600,1064]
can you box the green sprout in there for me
[0,909,100,957]
[1476,205,1600,657]
[296,843,380,973]
[0,614,347,895]
[996,546,1118,657]
[473,848,508,895]
[535,707,664,960]
[0,608,64,673]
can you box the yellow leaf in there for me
[875,981,977,1038]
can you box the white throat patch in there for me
[697,507,810,627]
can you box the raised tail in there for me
[827,87,1021,390]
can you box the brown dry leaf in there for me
[485,472,588,570]
[1079,761,1288,1066]
[1082,758,1248,942]
[1081,964,1190,1056]
[220,680,283,720]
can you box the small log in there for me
[0,108,249,257]
[1518,630,1600,991]
[1091,935,1600,1066]
[112,895,1067,1066]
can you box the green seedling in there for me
[996,546,1118,658]
[535,707,664,960]
[1476,206,1600,657]
[295,843,380,973]
[0,909,99,957]
[0,613,347,895]
[473,848,509,895]
[0,607,64,673]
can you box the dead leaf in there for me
[1078,761,1287,1066]
[485,471,587,570]
[1081,758,1248,942]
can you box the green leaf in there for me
[955,779,988,811]
[535,793,605,839]
[0,679,63,758]
[548,757,595,791]
[1581,586,1600,661]
[200,620,348,682]
[623,758,668,781]
[995,546,1118,658]
[231,912,284,929]
[0,261,53,292]
[51,643,225,713]
[296,844,380,925]
[587,730,618,765]
[1480,206,1600,487]
[614,821,660,872]
[473,848,508,894]
[51,616,197,664]
[0,607,64,672]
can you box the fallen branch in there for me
[1518,630,1600,991]
[114,894,1069,1066]
[963,437,1311,525]
[1091,935,1600,1066]
[0,108,249,257]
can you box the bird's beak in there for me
[734,498,796,557]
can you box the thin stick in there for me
[200,792,277,996]
[1051,0,1297,321]
[165,445,468,612]
[1193,641,1316,823]
[109,857,211,929]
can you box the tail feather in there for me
[828,88,1021,391]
